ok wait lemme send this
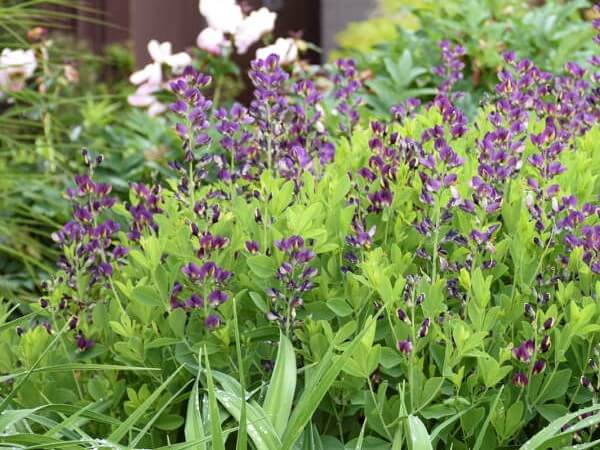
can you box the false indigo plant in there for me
[11,14,600,449]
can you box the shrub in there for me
[1,5,599,450]
[335,0,598,116]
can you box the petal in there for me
[166,51,192,72]
[147,39,162,62]
[147,101,167,116]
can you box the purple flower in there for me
[185,294,204,309]
[245,240,260,254]
[76,332,95,352]
[533,359,546,375]
[396,339,413,355]
[208,290,229,306]
[204,314,221,329]
[512,340,535,363]
[512,372,529,387]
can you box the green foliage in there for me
[336,0,597,115]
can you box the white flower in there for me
[234,7,276,54]
[256,38,298,64]
[146,40,191,73]
[127,83,165,117]
[129,40,191,86]
[0,48,37,94]
[199,0,243,34]
[196,27,228,55]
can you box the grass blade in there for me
[185,358,206,450]
[107,365,184,444]
[280,316,378,449]
[520,404,600,450]
[406,415,433,450]
[473,387,503,450]
[204,349,226,450]
[263,332,296,437]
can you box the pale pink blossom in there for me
[199,0,243,34]
[130,40,191,86]
[0,48,37,95]
[256,38,298,64]
[127,82,165,116]
[196,27,227,55]
[234,7,276,54]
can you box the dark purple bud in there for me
[68,316,79,330]
[533,359,546,375]
[397,308,410,323]
[581,375,594,392]
[543,317,555,330]
[245,240,260,254]
[40,298,48,308]
[76,332,95,351]
[512,372,529,387]
[540,335,551,353]
[524,303,535,321]
[419,318,430,338]
[396,339,413,355]
[204,314,221,329]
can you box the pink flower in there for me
[234,7,276,54]
[0,48,37,95]
[256,38,298,64]
[196,27,227,55]
[199,0,243,34]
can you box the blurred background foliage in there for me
[334,0,598,116]
[0,0,177,298]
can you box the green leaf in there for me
[185,364,206,450]
[247,255,276,279]
[131,285,162,307]
[406,415,433,450]
[107,365,184,444]
[263,333,297,437]
[204,351,226,450]
[280,315,382,449]
[520,404,600,450]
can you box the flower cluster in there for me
[511,312,554,387]
[127,183,162,241]
[266,236,318,332]
[432,40,466,96]
[174,260,233,329]
[332,58,363,135]
[52,150,126,289]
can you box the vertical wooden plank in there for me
[130,0,200,67]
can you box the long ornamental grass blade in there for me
[185,361,206,450]
[406,415,433,450]
[473,387,503,450]
[204,350,226,450]
[107,365,184,444]
[263,332,297,437]
[520,405,600,450]
[216,389,282,450]
[280,317,378,449]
